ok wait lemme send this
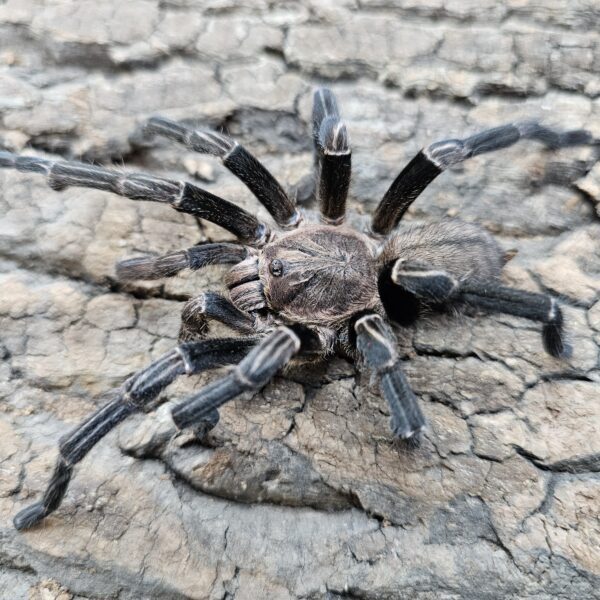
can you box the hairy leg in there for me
[312,88,352,225]
[171,327,301,430]
[389,261,569,358]
[13,337,258,530]
[179,292,255,341]
[372,122,598,234]
[117,242,247,281]
[353,313,425,440]
[0,151,268,245]
[459,283,570,358]
[145,117,301,228]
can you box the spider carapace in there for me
[2,87,597,531]
[231,225,379,324]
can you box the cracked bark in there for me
[1,1,600,599]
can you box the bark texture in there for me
[0,1,599,598]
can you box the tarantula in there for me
[2,88,596,531]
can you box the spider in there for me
[2,88,597,531]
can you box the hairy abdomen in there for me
[381,220,504,281]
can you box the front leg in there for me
[354,313,425,440]
[312,88,352,225]
[144,117,301,229]
[171,327,301,430]
[116,242,247,281]
[13,336,259,530]
[0,152,269,245]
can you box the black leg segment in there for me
[116,242,247,281]
[179,292,255,341]
[372,121,598,235]
[458,282,570,358]
[171,327,301,430]
[378,260,459,326]
[145,117,300,229]
[387,260,570,359]
[13,337,258,530]
[0,151,269,246]
[391,260,459,303]
[312,88,352,225]
[354,314,425,439]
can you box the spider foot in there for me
[14,458,73,530]
[392,430,423,451]
[13,502,48,530]
[192,409,220,441]
[541,298,572,359]
[543,321,572,359]
[390,412,426,442]
[384,367,426,440]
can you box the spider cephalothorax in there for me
[2,87,597,531]
[238,225,379,324]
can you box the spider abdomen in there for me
[381,220,504,282]
[377,220,506,326]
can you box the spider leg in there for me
[458,283,570,359]
[171,326,301,430]
[116,242,247,281]
[312,88,352,225]
[179,292,255,341]
[389,262,570,358]
[372,122,599,235]
[353,313,425,440]
[13,337,258,530]
[0,152,269,246]
[390,260,459,303]
[145,117,301,229]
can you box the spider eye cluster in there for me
[269,259,284,277]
